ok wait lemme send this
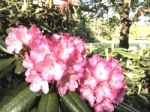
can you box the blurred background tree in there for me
[80,0,150,48]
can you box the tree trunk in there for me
[119,0,131,49]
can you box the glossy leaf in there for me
[61,92,81,112]
[0,82,28,108]
[0,87,37,112]
[59,100,69,112]
[115,102,140,112]
[61,91,92,112]
[68,92,92,112]
[37,87,59,112]
[115,94,150,112]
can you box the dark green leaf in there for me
[0,87,37,112]
[0,58,15,72]
[115,102,140,112]
[68,92,92,112]
[0,82,28,108]
[37,88,59,112]
[61,92,81,112]
[61,92,92,112]
[0,63,15,79]
[59,100,69,112]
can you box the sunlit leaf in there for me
[61,91,92,112]
[68,92,92,112]
[37,87,59,112]
[0,87,37,112]
[112,48,141,60]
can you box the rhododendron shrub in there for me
[5,25,126,112]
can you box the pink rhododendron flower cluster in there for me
[5,25,126,112]
[5,25,86,95]
[79,55,126,112]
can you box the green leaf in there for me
[115,102,140,112]
[37,88,59,112]
[0,63,15,79]
[0,58,15,72]
[112,48,141,60]
[60,100,69,112]
[0,82,28,108]
[0,87,37,112]
[15,60,25,74]
[61,92,92,112]
[0,39,5,47]
[68,92,91,112]
[61,92,82,112]
[115,94,150,112]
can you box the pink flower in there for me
[94,99,114,112]
[25,69,39,82]
[5,25,30,53]
[29,38,51,63]
[25,67,50,94]
[30,77,49,94]
[94,83,115,102]
[80,68,97,89]
[25,69,49,94]
[5,25,43,54]
[93,61,111,81]
[79,55,126,112]
[23,53,34,69]
[109,73,125,89]
[80,86,95,106]
[88,54,102,67]
[34,54,65,82]
[57,74,80,96]
[55,33,86,96]
[28,25,45,49]
[87,55,111,82]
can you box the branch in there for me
[0,1,22,12]
[0,5,14,12]
[131,6,150,22]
